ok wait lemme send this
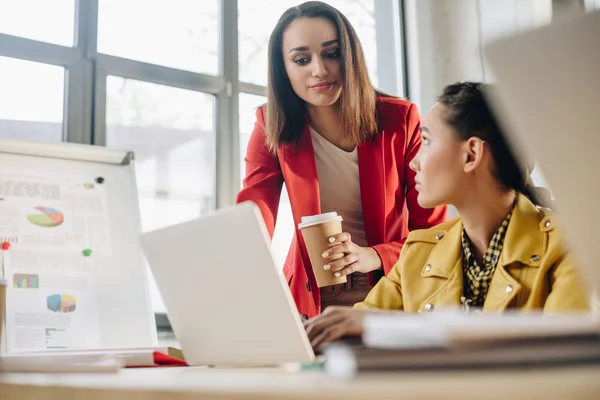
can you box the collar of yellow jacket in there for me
[410,194,555,279]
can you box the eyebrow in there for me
[288,39,339,53]
[420,126,430,133]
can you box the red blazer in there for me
[237,97,448,318]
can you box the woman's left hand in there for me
[321,232,382,277]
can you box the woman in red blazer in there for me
[237,1,447,319]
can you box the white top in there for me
[310,127,368,247]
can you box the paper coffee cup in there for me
[0,278,6,347]
[299,212,347,288]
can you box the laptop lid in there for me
[483,11,600,293]
[139,201,315,365]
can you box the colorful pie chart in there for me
[27,207,64,228]
[47,294,77,313]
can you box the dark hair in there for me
[265,1,379,153]
[438,81,546,207]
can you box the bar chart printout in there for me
[13,273,40,289]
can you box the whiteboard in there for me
[0,138,157,353]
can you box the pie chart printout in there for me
[27,207,65,228]
[47,294,77,313]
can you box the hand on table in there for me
[304,306,368,349]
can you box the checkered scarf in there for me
[460,205,515,311]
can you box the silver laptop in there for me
[483,10,600,294]
[139,201,315,365]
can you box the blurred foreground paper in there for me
[324,311,600,378]
[483,11,600,296]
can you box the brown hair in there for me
[438,81,546,207]
[265,1,379,153]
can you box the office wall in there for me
[403,0,552,216]
[404,0,552,113]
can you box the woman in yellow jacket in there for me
[305,81,590,349]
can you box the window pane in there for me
[98,0,219,75]
[0,57,64,142]
[239,93,292,270]
[0,0,75,46]
[239,93,267,185]
[238,0,377,87]
[106,77,216,312]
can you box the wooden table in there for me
[1,364,600,399]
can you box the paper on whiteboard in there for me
[0,170,110,352]
[3,250,101,352]
[0,170,112,256]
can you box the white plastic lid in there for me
[0,278,6,286]
[298,212,342,229]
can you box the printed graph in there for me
[13,273,39,288]
[47,293,77,313]
[0,236,18,244]
[27,206,64,228]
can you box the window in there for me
[0,57,64,142]
[0,0,75,46]
[97,0,219,75]
[105,77,216,232]
[239,93,266,184]
[238,0,379,86]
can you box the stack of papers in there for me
[324,311,600,379]
[364,311,600,347]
